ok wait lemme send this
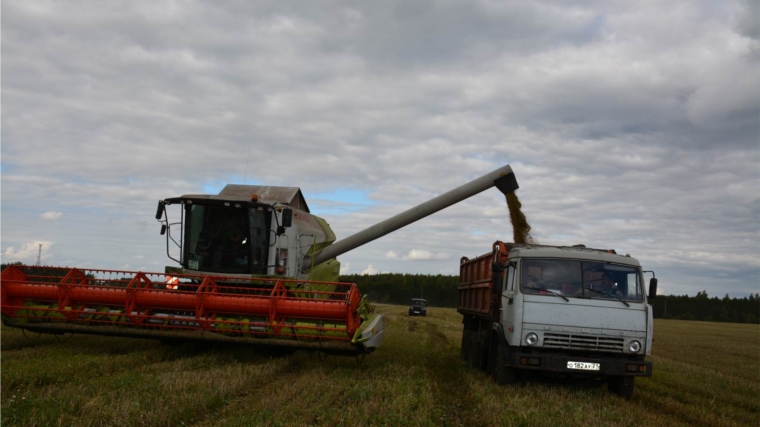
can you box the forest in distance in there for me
[342,273,760,324]
[1,264,757,325]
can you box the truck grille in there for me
[543,333,624,352]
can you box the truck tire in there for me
[467,332,483,369]
[493,343,517,385]
[486,339,498,374]
[461,329,472,362]
[607,376,634,400]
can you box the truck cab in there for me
[459,242,657,399]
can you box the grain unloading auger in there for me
[2,165,518,356]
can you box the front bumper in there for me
[508,351,652,377]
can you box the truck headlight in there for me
[628,340,641,353]
[525,333,539,346]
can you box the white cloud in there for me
[685,55,759,131]
[402,249,451,261]
[361,265,379,275]
[40,211,63,220]
[340,262,351,275]
[3,241,53,264]
[384,251,398,260]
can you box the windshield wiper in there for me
[524,286,569,302]
[584,288,630,307]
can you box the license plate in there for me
[567,361,600,371]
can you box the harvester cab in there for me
[2,165,519,358]
[156,185,339,282]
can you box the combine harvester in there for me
[1,165,519,357]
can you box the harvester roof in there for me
[178,184,310,212]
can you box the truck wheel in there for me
[486,340,498,374]
[461,329,472,362]
[607,376,635,400]
[468,332,487,370]
[493,344,517,385]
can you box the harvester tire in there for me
[493,344,517,385]
[21,329,41,340]
[54,333,74,343]
[607,376,634,400]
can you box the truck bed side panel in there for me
[458,251,497,319]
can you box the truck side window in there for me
[505,264,515,292]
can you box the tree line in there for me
[3,263,756,324]
[339,273,459,308]
[343,273,760,324]
[650,291,760,324]
[0,262,97,283]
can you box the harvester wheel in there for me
[21,329,41,340]
[54,333,74,343]
[607,376,635,400]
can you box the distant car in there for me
[408,298,427,316]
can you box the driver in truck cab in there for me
[596,273,622,296]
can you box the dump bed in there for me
[457,242,510,320]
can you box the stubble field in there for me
[1,304,758,427]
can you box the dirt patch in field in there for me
[423,321,481,426]
[407,320,418,332]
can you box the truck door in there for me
[501,262,517,336]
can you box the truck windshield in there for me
[520,259,643,302]
[185,204,271,274]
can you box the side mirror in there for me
[282,208,293,228]
[160,224,167,235]
[648,278,658,301]
[155,200,165,220]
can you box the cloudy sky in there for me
[2,0,758,297]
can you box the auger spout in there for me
[305,164,519,270]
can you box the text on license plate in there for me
[567,361,600,371]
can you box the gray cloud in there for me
[2,0,758,296]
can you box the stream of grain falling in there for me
[506,192,537,244]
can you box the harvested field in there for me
[2,305,758,426]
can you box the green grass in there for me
[2,306,758,426]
